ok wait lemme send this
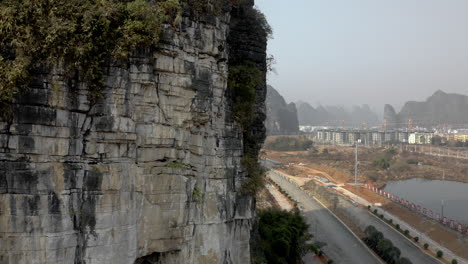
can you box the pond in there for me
[384,178,468,225]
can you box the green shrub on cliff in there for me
[240,151,265,196]
[228,63,262,129]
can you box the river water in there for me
[384,178,468,225]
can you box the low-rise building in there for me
[408,132,433,144]
[454,134,468,142]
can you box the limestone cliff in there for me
[296,101,379,126]
[0,2,267,264]
[265,86,299,135]
[384,90,468,127]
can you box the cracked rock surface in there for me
[0,3,267,263]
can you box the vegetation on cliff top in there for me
[0,0,248,115]
[0,0,185,107]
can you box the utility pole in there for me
[355,139,361,185]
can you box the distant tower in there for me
[384,119,388,131]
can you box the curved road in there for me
[268,171,381,264]
[269,170,441,264]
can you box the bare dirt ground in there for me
[266,148,468,260]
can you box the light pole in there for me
[355,139,361,185]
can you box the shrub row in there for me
[364,225,412,264]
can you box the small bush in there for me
[192,187,202,202]
[424,243,429,249]
[374,157,390,170]
[414,236,419,243]
[380,214,384,219]
[388,219,393,224]
[452,259,458,264]
[396,224,400,230]
[367,205,371,210]
[436,250,443,258]
[404,230,410,236]
[374,209,378,214]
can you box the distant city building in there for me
[445,133,468,143]
[408,132,433,145]
[313,129,426,146]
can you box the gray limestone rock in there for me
[0,2,267,264]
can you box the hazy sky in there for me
[255,0,468,112]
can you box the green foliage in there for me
[257,209,315,264]
[364,225,411,264]
[388,219,393,224]
[374,209,378,214]
[228,63,262,129]
[423,243,429,249]
[264,136,314,151]
[192,187,202,202]
[413,236,419,243]
[0,0,183,107]
[374,157,390,170]
[452,259,458,264]
[404,230,410,236]
[436,250,443,258]
[406,159,419,165]
[240,152,265,196]
[395,224,400,230]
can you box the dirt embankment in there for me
[266,146,468,184]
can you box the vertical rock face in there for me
[0,3,266,264]
[265,86,299,135]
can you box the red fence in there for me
[365,184,468,235]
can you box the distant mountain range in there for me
[296,101,379,126]
[384,90,468,128]
[265,86,299,135]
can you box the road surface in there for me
[268,171,381,264]
[269,170,441,264]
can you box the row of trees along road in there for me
[364,225,413,264]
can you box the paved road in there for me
[342,202,440,264]
[268,171,381,264]
[269,170,440,264]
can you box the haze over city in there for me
[257,0,468,111]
